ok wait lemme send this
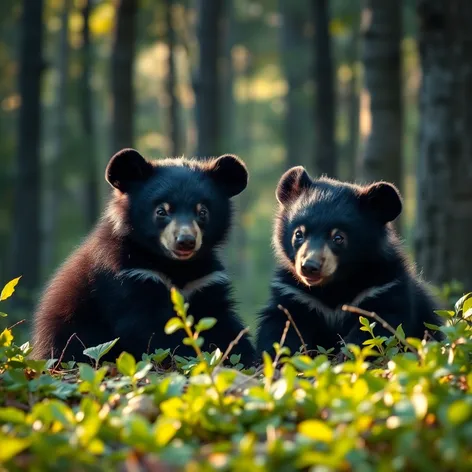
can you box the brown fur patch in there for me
[295,242,338,286]
[320,244,338,278]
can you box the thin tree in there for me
[313,0,337,177]
[111,0,138,153]
[165,0,182,156]
[415,0,472,289]
[359,0,403,191]
[43,0,72,273]
[194,0,222,157]
[80,0,99,228]
[280,1,310,168]
[10,0,44,305]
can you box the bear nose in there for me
[301,259,321,277]
[176,234,196,251]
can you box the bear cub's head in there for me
[105,148,248,261]
[274,166,403,287]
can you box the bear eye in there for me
[294,229,304,241]
[197,204,208,219]
[156,206,169,217]
[331,230,346,246]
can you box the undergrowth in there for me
[0,277,471,471]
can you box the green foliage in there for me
[1,278,472,471]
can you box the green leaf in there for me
[463,308,472,320]
[0,312,7,317]
[117,351,137,377]
[164,317,185,334]
[0,276,21,301]
[0,407,26,424]
[395,324,406,340]
[263,352,274,380]
[170,288,186,317]
[154,418,181,447]
[151,348,170,364]
[455,292,472,315]
[195,317,217,332]
[359,316,370,327]
[0,328,13,347]
[230,354,241,365]
[298,420,334,442]
[447,400,472,425]
[134,361,152,380]
[434,310,455,318]
[0,434,30,462]
[79,363,97,383]
[424,322,440,330]
[83,338,119,363]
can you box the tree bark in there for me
[416,0,472,289]
[10,0,44,304]
[165,0,182,156]
[195,0,222,158]
[42,0,71,273]
[80,0,99,228]
[111,0,137,154]
[280,0,310,169]
[313,0,337,177]
[359,0,403,191]
[346,21,361,181]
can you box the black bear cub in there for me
[32,149,255,365]
[256,166,441,358]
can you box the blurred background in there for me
[1,0,471,336]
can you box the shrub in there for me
[0,278,471,471]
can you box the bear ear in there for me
[206,154,248,197]
[359,182,403,224]
[105,148,154,192]
[276,166,312,205]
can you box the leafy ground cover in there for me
[0,278,471,471]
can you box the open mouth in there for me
[301,274,324,286]
[171,249,196,260]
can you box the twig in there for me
[272,320,291,368]
[341,304,419,355]
[277,304,309,356]
[216,327,250,369]
[52,332,80,372]
[146,332,155,355]
[8,319,26,330]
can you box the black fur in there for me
[32,149,255,365]
[256,168,442,358]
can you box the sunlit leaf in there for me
[0,435,30,462]
[117,352,137,377]
[0,328,13,347]
[298,420,334,442]
[164,317,185,334]
[0,277,21,301]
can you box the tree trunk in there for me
[313,0,336,177]
[416,0,472,289]
[195,0,222,158]
[10,0,44,305]
[42,0,71,273]
[165,0,182,157]
[111,0,137,154]
[359,0,403,191]
[80,0,99,228]
[346,21,361,181]
[280,0,310,169]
